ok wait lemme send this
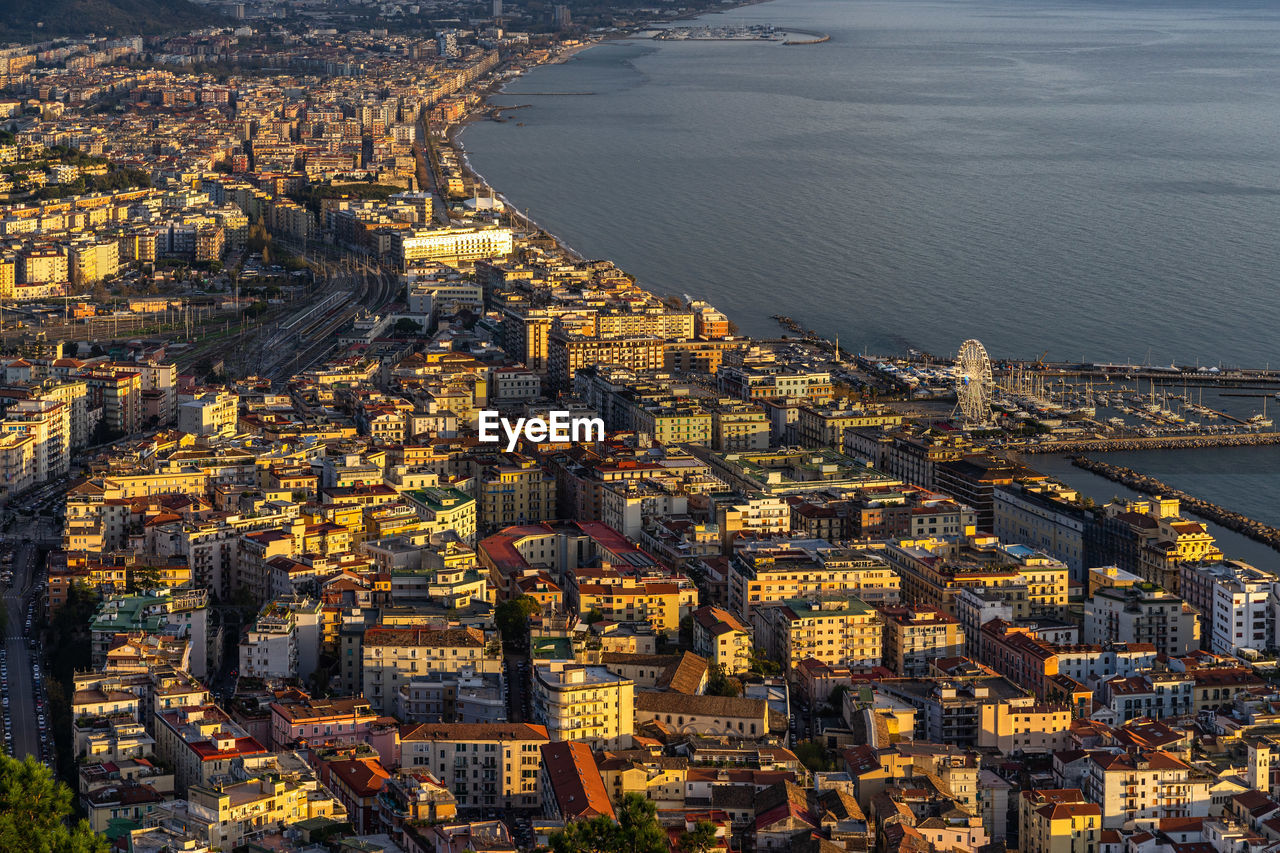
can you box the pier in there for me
[783,31,831,45]
[1023,432,1280,453]
[1070,456,1280,553]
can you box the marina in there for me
[653,24,786,41]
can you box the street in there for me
[504,646,531,723]
[4,538,43,761]
[0,485,63,765]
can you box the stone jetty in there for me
[1024,432,1280,454]
[1071,456,1280,553]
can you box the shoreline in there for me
[450,0,810,307]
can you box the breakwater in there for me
[1070,456,1280,552]
[783,32,831,45]
[1023,432,1280,453]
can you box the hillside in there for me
[0,0,220,38]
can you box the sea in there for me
[460,0,1280,568]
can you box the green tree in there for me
[128,566,162,594]
[705,664,741,698]
[394,318,424,335]
[550,814,619,853]
[824,684,849,715]
[0,754,108,853]
[494,595,539,642]
[549,792,666,853]
[747,648,781,677]
[246,221,271,253]
[614,792,667,853]
[793,739,835,772]
[584,607,604,625]
[678,820,720,853]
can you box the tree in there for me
[793,739,835,772]
[705,664,741,698]
[824,684,849,715]
[747,648,781,677]
[246,221,271,253]
[0,754,108,853]
[495,595,539,642]
[678,820,720,853]
[128,566,162,594]
[614,792,667,853]
[394,318,423,335]
[549,793,666,853]
[550,814,619,853]
[584,607,604,625]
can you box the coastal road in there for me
[415,115,453,225]
[4,539,41,760]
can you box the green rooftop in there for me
[531,636,573,661]
[783,596,875,618]
[407,486,475,511]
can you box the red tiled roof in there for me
[541,741,614,821]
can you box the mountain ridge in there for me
[0,0,221,39]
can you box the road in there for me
[415,115,453,226]
[4,537,42,761]
[504,649,530,723]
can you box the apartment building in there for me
[269,693,381,751]
[153,704,270,794]
[393,226,514,267]
[879,606,966,677]
[177,392,238,437]
[475,455,557,533]
[546,331,666,393]
[531,664,634,749]
[1080,749,1210,828]
[151,774,345,849]
[1180,560,1279,656]
[795,405,904,450]
[886,537,1068,620]
[568,566,696,638]
[727,541,900,620]
[691,605,753,675]
[1018,789,1102,853]
[757,597,882,675]
[977,696,1073,755]
[1084,584,1200,657]
[399,722,548,809]
[2,397,69,480]
[361,626,499,715]
[993,481,1092,578]
[238,597,322,684]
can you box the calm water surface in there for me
[461,0,1280,557]
[464,0,1280,365]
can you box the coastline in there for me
[450,0,815,306]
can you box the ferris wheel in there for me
[955,339,993,426]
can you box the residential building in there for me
[361,626,499,715]
[1080,749,1210,828]
[531,663,634,749]
[691,605,753,675]
[880,606,966,678]
[399,722,548,809]
[757,597,882,675]
[1084,584,1200,657]
[1018,789,1101,853]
